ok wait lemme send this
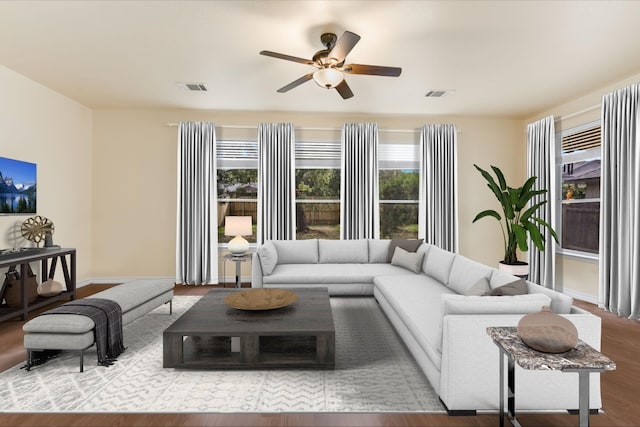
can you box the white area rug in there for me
[1,296,443,413]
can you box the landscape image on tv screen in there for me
[0,156,37,214]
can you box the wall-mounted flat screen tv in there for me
[0,156,37,214]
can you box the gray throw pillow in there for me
[391,247,425,273]
[257,241,278,275]
[484,278,528,296]
[465,277,491,296]
[387,238,424,263]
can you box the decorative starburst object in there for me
[21,215,54,246]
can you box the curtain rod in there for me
[165,123,421,133]
[554,104,600,122]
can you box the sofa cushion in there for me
[441,293,551,316]
[375,274,457,368]
[490,269,519,288]
[263,263,413,285]
[387,238,424,262]
[368,239,391,263]
[418,243,433,273]
[272,239,318,264]
[423,246,456,284]
[257,241,278,275]
[319,239,368,263]
[23,314,95,334]
[93,278,174,313]
[465,277,491,296]
[391,247,424,273]
[485,278,528,296]
[447,256,493,295]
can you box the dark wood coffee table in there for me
[163,287,335,369]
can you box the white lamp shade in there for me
[313,67,344,89]
[224,216,252,237]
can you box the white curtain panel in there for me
[340,123,380,240]
[257,123,296,244]
[526,115,557,289]
[600,83,640,319]
[418,124,458,252]
[176,121,217,285]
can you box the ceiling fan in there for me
[260,31,401,99]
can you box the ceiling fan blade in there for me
[343,63,402,77]
[328,31,361,63]
[260,50,315,66]
[277,73,314,93]
[335,80,354,99]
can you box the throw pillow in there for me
[484,278,528,296]
[464,277,491,296]
[257,241,278,275]
[37,279,64,297]
[391,247,425,273]
[387,238,424,263]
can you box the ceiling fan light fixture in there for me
[313,67,344,89]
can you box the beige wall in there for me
[525,71,640,302]
[92,109,524,281]
[0,65,93,282]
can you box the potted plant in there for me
[472,164,559,277]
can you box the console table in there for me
[487,326,615,427]
[0,248,76,323]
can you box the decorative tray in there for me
[224,288,298,311]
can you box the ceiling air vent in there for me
[176,82,208,92]
[425,90,450,98]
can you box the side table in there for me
[221,252,252,288]
[487,326,615,427]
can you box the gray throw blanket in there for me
[42,298,126,366]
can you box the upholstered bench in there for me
[23,278,174,372]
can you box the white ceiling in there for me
[2,0,640,118]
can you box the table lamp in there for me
[224,216,252,255]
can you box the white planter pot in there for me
[498,261,529,278]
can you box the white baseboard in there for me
[563,288,599,305]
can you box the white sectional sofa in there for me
[251,238,603,414]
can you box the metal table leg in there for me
[499,347,522,427]
[499,348,504,427]
[235,259,241,288]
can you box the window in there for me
[217,141,258,244]
[295,141,341,240]
[379,142,419,239]
[558,123,601,255]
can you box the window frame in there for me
[294,141,341,240]
[217,140,258,248]
[378,140,420,239]
[555,120,601,261]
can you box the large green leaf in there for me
[521,176,537,194]
[533,217,560,243]
[521,201,546,222]
[525,221,544,251]
[474,164,503,201]
[491,165,507,191]
[516,189,546,210]
[500,191,515,219]
[512,223,529,251]
[472,210,502,223]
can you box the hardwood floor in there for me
[1,284,638,426]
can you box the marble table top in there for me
[487,326,616,372]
